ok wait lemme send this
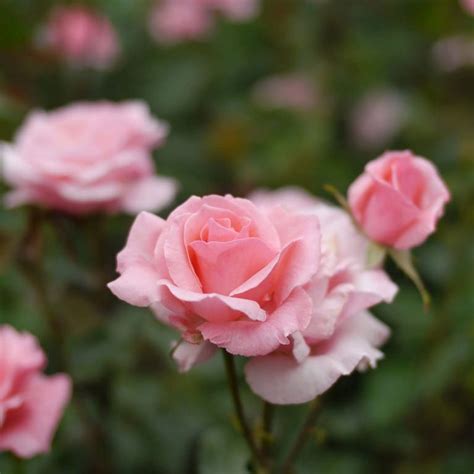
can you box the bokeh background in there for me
[0,0,473,473]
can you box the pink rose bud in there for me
[0,326,71,458]
[1,101,177,215]
[39,6,120,69]
[108,194,321,357]
[243,188,397,404]
[348,151,450,250]
[149,0,214,44]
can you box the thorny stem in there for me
[280,399,322,474]
[222,350,269,473]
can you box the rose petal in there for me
[172,341,217,372]
[245,311,390,404]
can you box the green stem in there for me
[260,401,274,465]
[222,350,269,473]
[280,399,322,474]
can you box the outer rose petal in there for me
[199,287,312,357]
[172,341,217,372]
[108,211,166,305]
[0,374,71,458]
[157,280,267,323]
[121,175,177,214]
[245,311,390,404]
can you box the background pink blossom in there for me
[0,326,71,458]
[39,6,120,69]
[1,101,177,215]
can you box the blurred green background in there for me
[0,0,473,473]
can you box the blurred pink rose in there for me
[350,89,408,150]
[149,0,214,44]
[39,6,120,69]
[460,0,474,14]
[242,188,397,404]
[252,74,317,111]
[0,326,71,458]
[348,151,450,249]
[432,35,474,72]
[1,101,177,215]
[206,0,259,20]
[109,194,320,357]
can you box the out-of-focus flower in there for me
[149,0,214,44]
[242,188,397,404]
[350,88,408,150]
[108,194,321,358]
[38,6,120,69]
[0,325,71,458]
[432,35,474,72]
[348,151,450,250]
[252,74,317,111]
[1,101,177,215]
[148,0,259,45]
[460,0,474,15]
[206,0,259,20]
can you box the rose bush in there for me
[348,150,450,249]
[0,326,71,458]
[1,101,176,215]
[108,194,320,357]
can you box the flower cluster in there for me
[108,150,449,405]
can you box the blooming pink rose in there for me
[108,194,320,357]
[252,74,317,111]
[149,0,214,44]
[241,188,397,404]
[0,326,71,458]
[39,6,120,69]
[348,151,450,249]
[1,101,177,215]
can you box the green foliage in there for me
[0,0,473,472]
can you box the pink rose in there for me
[460,0,474,14]
[1,101,177,215]
[108,194,320,357]
[350,89,408,150]
[348,151,450,249]
[0,326,71,458]
[149,0,214,44]
[39,6,120,69]
[206,0,260,20]
[241,188,397,404]
[252,74,317,111]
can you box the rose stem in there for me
[260,400,274,465]
[222,350,269,473]
[279,398,322,474]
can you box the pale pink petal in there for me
[199,287,312,356]
[245,311,390,404]
[189,238,276,295]
[122,175,177,214]
[172,341,217,372]
[0,374,71,458]
[157,280,266,323]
